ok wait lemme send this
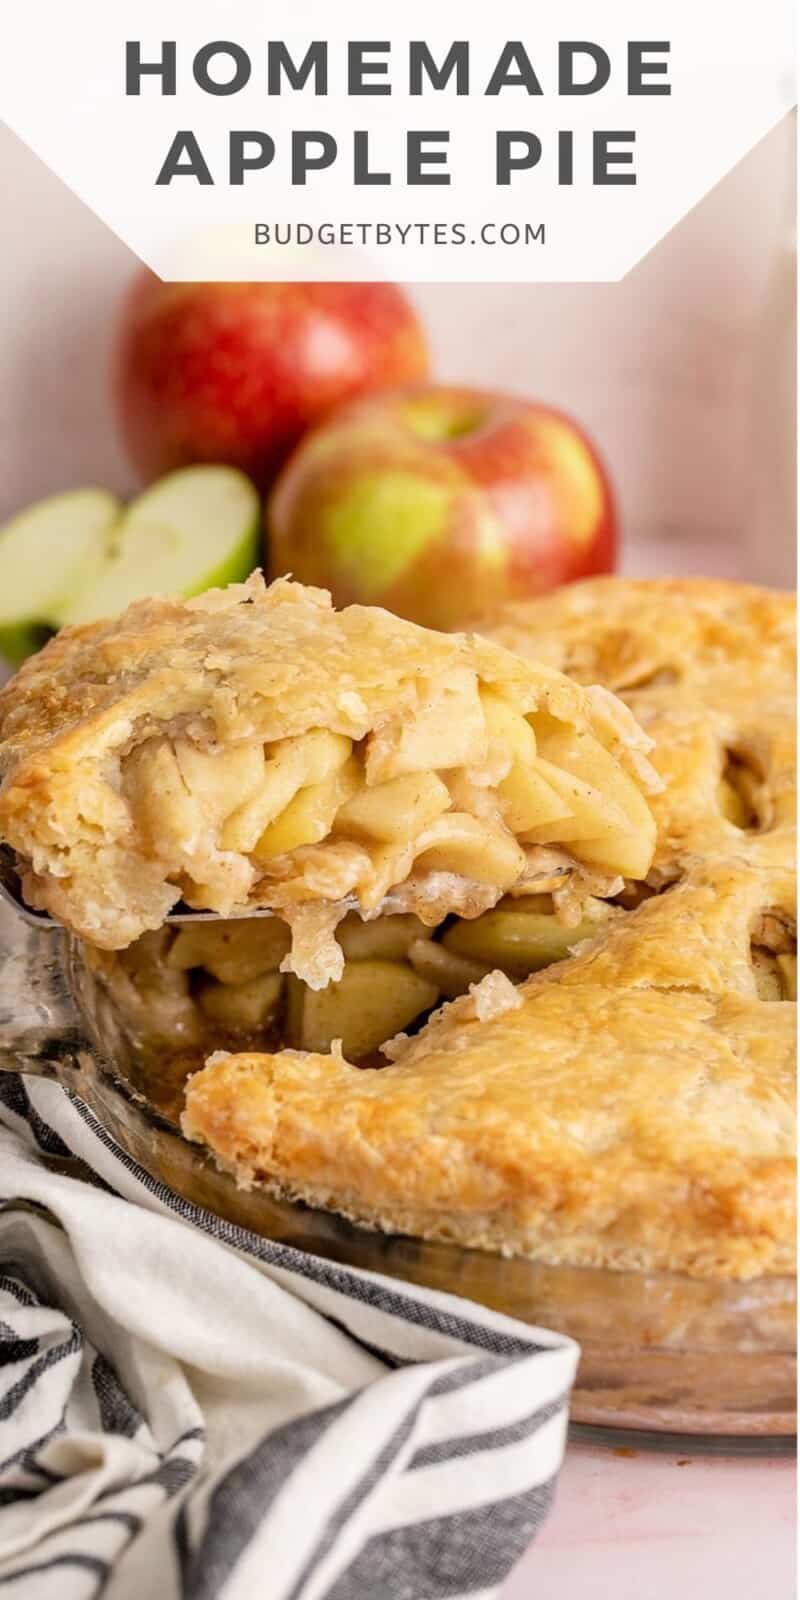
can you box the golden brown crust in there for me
[184,985,795,1279]
[0,573,656,956]
[183,578,796,1280]
[0,574,576,765]
[478,578,795,713]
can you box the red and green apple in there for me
[267,385,618,629]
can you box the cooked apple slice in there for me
[365,667,488,782]
[167,918,291,984]
[336,912,431,962]
[222,732,352,853]
[412,812,526,887]
[442,901,614,977]
[198,971,283,1030]
[536,725,655,833]
[285,959,439,1058]
[522,721,656,880]
[498,762,573,833]
[124,738,205,857]
[480,688,537,763]
[407,937,490,999]
[175,741,266,822]
[254,758,361,859]
[336,770,451,842]
[522,758,630,842]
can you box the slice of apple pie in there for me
[0,574,658,985]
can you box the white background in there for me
[0,116,794,585]
[0,2,794,282]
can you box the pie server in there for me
[0,864,794,1450]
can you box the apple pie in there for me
[0,573,658,990]
[183,578,796,1280]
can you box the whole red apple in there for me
[113,276,429,488]
[267,385,617,628]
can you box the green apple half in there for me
[0,489,119,664]
[0,467,260,665]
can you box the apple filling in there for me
[101,891,622,1068]
[117,669,656,986]
[750,909,797,1002]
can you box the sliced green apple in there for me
[55,467,260,627]
[0,488,120,663]
[0,622,54,669]
[0,469,261,665]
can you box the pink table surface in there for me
[503,1441,796,1597]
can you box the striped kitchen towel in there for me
[0,1074,578,1600]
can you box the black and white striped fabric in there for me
[0,1074,578,1600]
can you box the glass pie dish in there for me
[1,895,795,1453]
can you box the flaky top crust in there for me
[184,578,796,1280]
[478,577,795,717]
[0,572,587,767]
